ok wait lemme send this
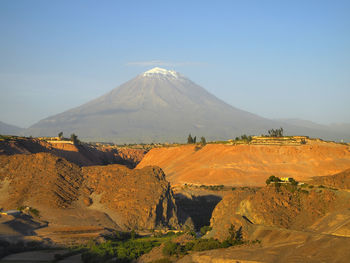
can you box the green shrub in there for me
[82,237,160,263]
[288,178,298,186]
[183,242,194,251]
[29,208,40,217]
[191,238,221,251]
[266,175,281,185]
[200,226,212,236]
[162,241,180,256]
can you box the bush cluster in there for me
[187,134,206,145]
[17,206,40,217]
[267,127,284,137]
[200,225,212,236]
[265,175,281,185]
[199,184,225,191]
[162,224,244,257]
[82,239,158,263]
[235,134,252,142]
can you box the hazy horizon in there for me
[1,0,350,128]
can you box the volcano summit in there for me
[25,68,348,143]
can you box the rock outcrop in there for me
[0,153,83,209]
[0,153,179,231]
[82,164,179,230]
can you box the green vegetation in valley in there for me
[162,224,247,257]
[80,224,254,262]
[80,231,181,263]
[200,226,212,236]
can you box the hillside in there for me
[0,136,146,167]
[0,153,179,232]
[0,121,23,135]
[137,140,350,186]
[176,178,350,263]
[310,168,350,190]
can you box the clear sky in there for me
[1,0,349,128]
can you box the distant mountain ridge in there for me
[0,121,23,135]
[25,67,350,143]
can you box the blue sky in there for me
[1,0,349,127]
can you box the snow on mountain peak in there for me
[143,67,179,78]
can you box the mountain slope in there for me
[25,68,349,143]
[0,121,23,135]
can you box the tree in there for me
[70,133,79,144]
[200,225,212,236]
[268,127,284,137]
[58,132,63,139]
[200,136,206,145]
[227,224,243,244]
[266,175,281,185]
[235,226,243,242]
[193,136,197,143]
[187,134,194,144]
[288,177,298,186]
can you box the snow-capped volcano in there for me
[25,68,350,143]
[142,67,180,79]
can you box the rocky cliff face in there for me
[82,164,179,230]
[0,153,83,209]
[0,153,179,231]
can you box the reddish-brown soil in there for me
[310,168,350,190]
[0,137,147,167]
[0,153,179,234]
[137,141,350,186]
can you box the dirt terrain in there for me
[0,137,146,167]
[178,229,350,263]
[188,179,350,263]
[2,139,350,262]
[310,168,350,190]
[209,185,350,240]
[0,153,179,247]
[137,140,350,186]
